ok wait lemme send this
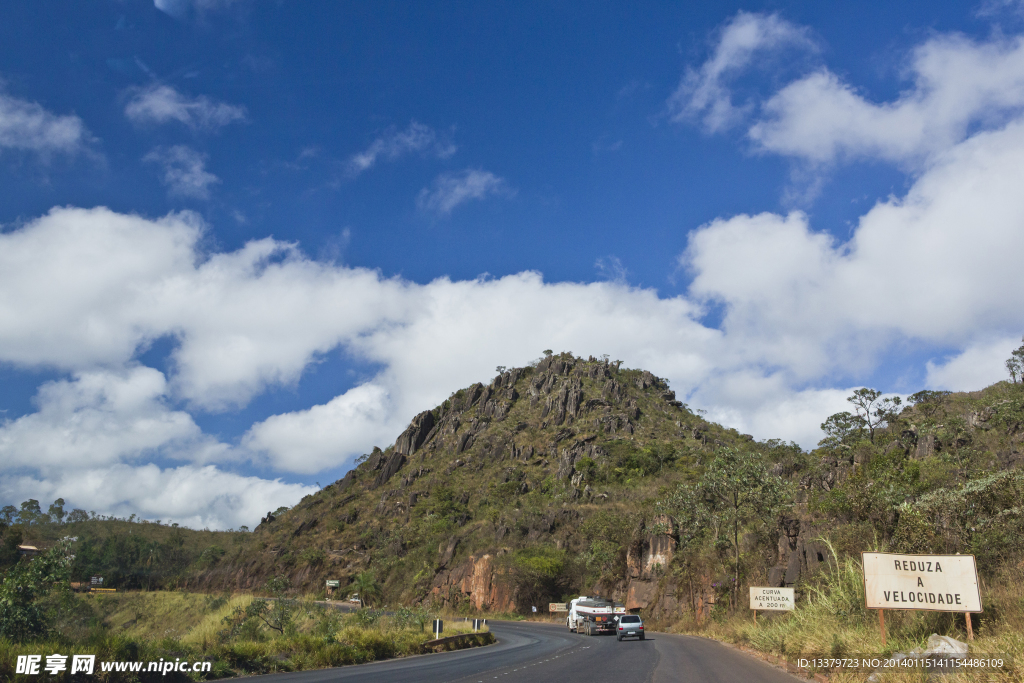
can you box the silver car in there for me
[616,614,645,641]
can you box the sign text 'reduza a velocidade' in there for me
[862,553,982,613]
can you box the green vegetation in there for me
[7,349,1024,677]
[0,538,74,642]
[0,587,491,680]
[1,505,250,590]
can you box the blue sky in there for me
[2,1,1024,528]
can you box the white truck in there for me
[566,596,626,635]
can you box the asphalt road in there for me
[242,620,802,683]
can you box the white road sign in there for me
[862,552,982,613]
[749,587,795,611]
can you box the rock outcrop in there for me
[623,515,678,610]
[395,411,436,456]
[430,552,518,611]
[766,516,828,587]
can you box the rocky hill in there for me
[188,352,1024,623]
[189,354,738,603]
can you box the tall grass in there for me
[1,591,493,681]
[671,539,1024,682]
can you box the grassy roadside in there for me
[659,556,1024,682]
[1,591,493,681]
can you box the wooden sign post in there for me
[862,552,982,645]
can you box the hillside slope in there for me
[190,352,1024,623]
[192,353,748,604]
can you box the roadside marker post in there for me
[432,619,443,639]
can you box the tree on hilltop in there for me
[845,388,902,443]
[1007,336,1024,383]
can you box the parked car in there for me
[348,594,360,603]
[616,614,644,641]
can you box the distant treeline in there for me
[1,498,248,589]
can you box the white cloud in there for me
[416,168,512,214]
[0,367,221,472]
[668,11,815,132]
[926,337,1021,390]
[346,121,456,176]
[144,145,221,198]
[704,382,853,448]
[750,34,1024,165]
[243,383,392,474]
[1,465,314,531]
[683,118,1024,362]
[0,206,201,369]
[0,366,281,531]
[154,0,242,20]
[8,112,1024,464]
[0,90,90,158]
[125,84,246,130]
[6,84,1024,495]
[674,16,1024,167]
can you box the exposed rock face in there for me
[336,469,358,493]
[395,411,436,456]
[766,517,828,587]
[430,552,518,611]
[365,447,385,471]
[914,433,938,460]
[372,452,407,489]
[626,515,677,580]
[439,537,459,568]
[625,580,657,611]
[623,515,678,610]
[217,353,722,609]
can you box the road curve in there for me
[241,620,802,683]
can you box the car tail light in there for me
[639,626,644,629]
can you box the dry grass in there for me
[1,591,494,680]
[668,547,1024,683]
